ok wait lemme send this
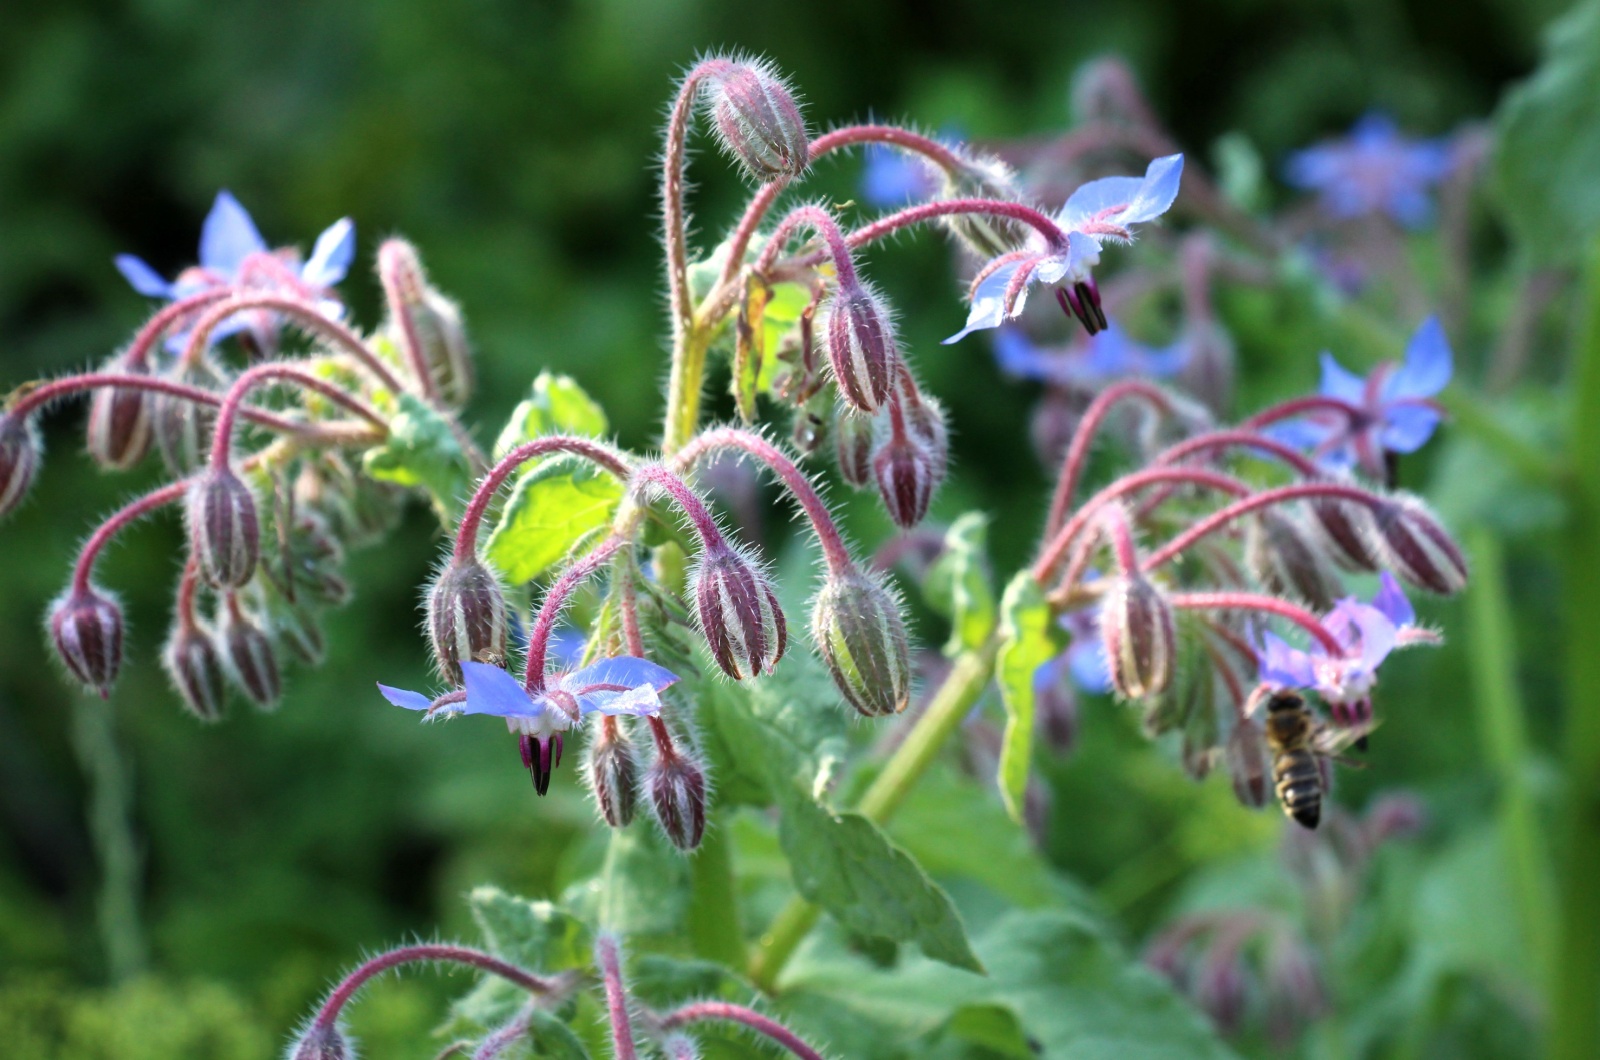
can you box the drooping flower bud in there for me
[220,600,281,709]
[0,413,41,520]
[163,621,227,722]
[935,152,1028,258]
[1244,510,1342,611]
[153,358,227,474]
[825,280,898,412]
[1226,718,1272,809]
[1099,574,1176,700]
[49,584,124,695]
[810,568,912,717]
[1309,492,1382,572]
[378,239,474,407]
[1373,494,1468,595]
[693,543,787,680]
[872,394,947,529]
[426,558,509,684]
[289,1023,350,1060]
[705,61,810,182]
[834,408,875,488]
[648,750,707,851]
[587,722,640,827]
[86,356,153,470]
[187,466,261,588]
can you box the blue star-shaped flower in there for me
[1285,113,1455,229]
[994,324,1190,388]
[944,154,1183,344]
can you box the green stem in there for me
[687,809,748,968]
[1551,243,1600,1060]
[663,328,710,453]
[749,642,999,991]
[70,695,146,981]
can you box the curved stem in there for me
[1168,591,1343,655]
[1240,395,1365,432]
[1099,503,1139,575]
[752,204,858,285]
[659,1002,826,1060]
[11,372,330,438]
[838,197,1067,255]
[472,1008,534,1060]
[524,534,629,691]
[210,364,388,468]
[1044,380,1174,538]
[596,934,638,1060]
[1140,481,1387,572]
[309,944,563,1033]
[1154,428,1322,477]
[453,437,632,561]
[662,59,736,341]
[72,481,189,594]
[630,465,727,551]
[176,294,405,395]
[377,241,443,403]
[122,289,235,369]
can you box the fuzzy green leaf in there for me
[924,513,996,656]
[485,456,623,584]
[492,371,609,463]
[995,571,1064,823]
[361,393,472,521]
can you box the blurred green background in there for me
[0,0,1578,1055]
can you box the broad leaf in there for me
[485,456,623,584]
[468,886,592,971]
[492,370,609,462]
[994,571,1063,823]
[924,513,997,656]
[361,393,472,522]
[522,1009,592,1059]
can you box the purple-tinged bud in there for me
[825,280,898,412]
[587,723,640,827]
[662,1033,702,1060]
[379,239,474,407]
[426,558,508,684]
[648,750,707,851]
[0,413,41,520]
[163,622,227,722]
[835,409,875,488]
[49,584,124,695]
[154,358,226,474]
[872,396,947,529]
[1244,510,1342,611]
[1195,946,1249,1037]
[519,730,565,797]
[1265,935,1327,1041]
[1035,664,1079,755]
[1374,494,1468,595]
[810,568,912,718]
[705,61,810,182]
[1309,492,1382,572]
[1226,718,1272,809]
[289,1023,349,1060]
[85,355,153,470]
[187,466,260,589]
[1099,574,1176,700]
[693,544,787,680]
[220,602,281,709]
[936,152,1028,258]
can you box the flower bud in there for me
[187,466,260,588]
[1099,574,1176,700]
[0,413,41,520]
[1374,494,1468,595]
[936,152,1027,258]
[834,408,875,488]
[587,722,641,827]
[154,358,226,474]
[693,544,786,680]
[289,1023,349,1060]
[706,61,810,182]
[378,239,474,407]
[163,621,227,722]
[825,280,898,412]
[1195,947,1249,1036]
[648,751,707,851]
[810,569,912,717]
[49,584,124,695]
[220,601,281,709]
[1309,493,1382,572]
[1244,510,1342,612]
[426,558,508,684]
[1226,718,1272,809]
[86,356,153,470]
[872,396,947,529]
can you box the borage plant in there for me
[0,53,1469,1058]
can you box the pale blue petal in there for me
[1380,404,1441,453]
[1387,316,1452,398]
[1063,175,1148,223]
[1067,638,1113,694]
[992,329,1054,381]
[580,685,663,717]
[1264,417,1335,451]
[1141,340,1192,378]
[943,261,1022,344]
[199,190,268,276]
[377,683,434,711]
[1284,145,1340,191]
[1318,351,1367,404]
[115,255,173,298]
[1061,155,1182,228]
[301,217,356,288]
[1386,186,1434,229]
[460,660,540,717]
[566,656,680,694]
[1351,112,1400,147]
[1371,572,1415,629]
[1258,632,1315,688]
[1348,603,1397,672]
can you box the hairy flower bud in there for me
[289,1023,350,1060]
[588,723,641,827]
[220,602,281,709]
[154,358,226,474]
[1309,492,1382,572]
[936,153,1028,258]
[1100,574,1176,700]
[1374,494,1468,595]
[825,280,898,412]
[0,413,41,520]
[648,750,707,851]
[810,569,912,717]
[86,356,153,470]
[693,544,787,680]
[188,466,260,589]
[872,395,947,528]
[378,239,474,407]
[427,558,508,684]
[834,408,875,488]
[706,61,810,182]
[1226,718,1272,809]
[163,621,227,722]
[1244,510,1342,611]
[49,584,124,695]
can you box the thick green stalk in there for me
[1551,244,1600,1060]
[663,329,710,453]
[687,811,748,968]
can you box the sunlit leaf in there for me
[361,393,472,522]
[485,456,623,584]
[924,512,997,656]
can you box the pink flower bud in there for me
[153,358,227,474]
[220,602,281,709]
[0,413,41,520]
[1226,718,1271,809]
[706,61,810,182]
[426,558,509,684]
[378,239,474,407]
[588,723,640,827]
[1244,510,1342,611]
[825,280,898,412]
[693,544,786,680]
[86,356,153,470]
[1099,574,1176,700]
[187,466,260,589]
[1195,947,1249,1036]
[1309,493,1382,572]
[834,409,875,488]
[872,396,947,529]
[648,750,707,851]
[163,621,227,722]
[810,569,912,717]
[49,584,124,695]
[289,1024,350,1060]
[1374,494,1468,595]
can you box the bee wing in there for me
[1311,719,1379,758]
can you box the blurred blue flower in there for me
[860,143,942,207]
[994,324,1191,387]
[1285,114,1455,229]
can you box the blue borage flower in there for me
[1285,113,1455,229]
[378,656,679,795]
[944,154,1183,344]
[1272,316,1451,478]
[861,142,943,207]
[115,190,355,351]
[1035,605,1113,696]
[994,324,1191,387]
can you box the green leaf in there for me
[994,571,1062,824]
[924,513,996,656]
[1492,0,1600,263]
[523,1008,592,1059]
[492,371,609,462]
[485,456,623,584]
[361,393,472,522]
[941,1004,1035,1059]
[564,825,692,940]
[467,886,592,971]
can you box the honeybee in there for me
[1261,690,1369,830]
